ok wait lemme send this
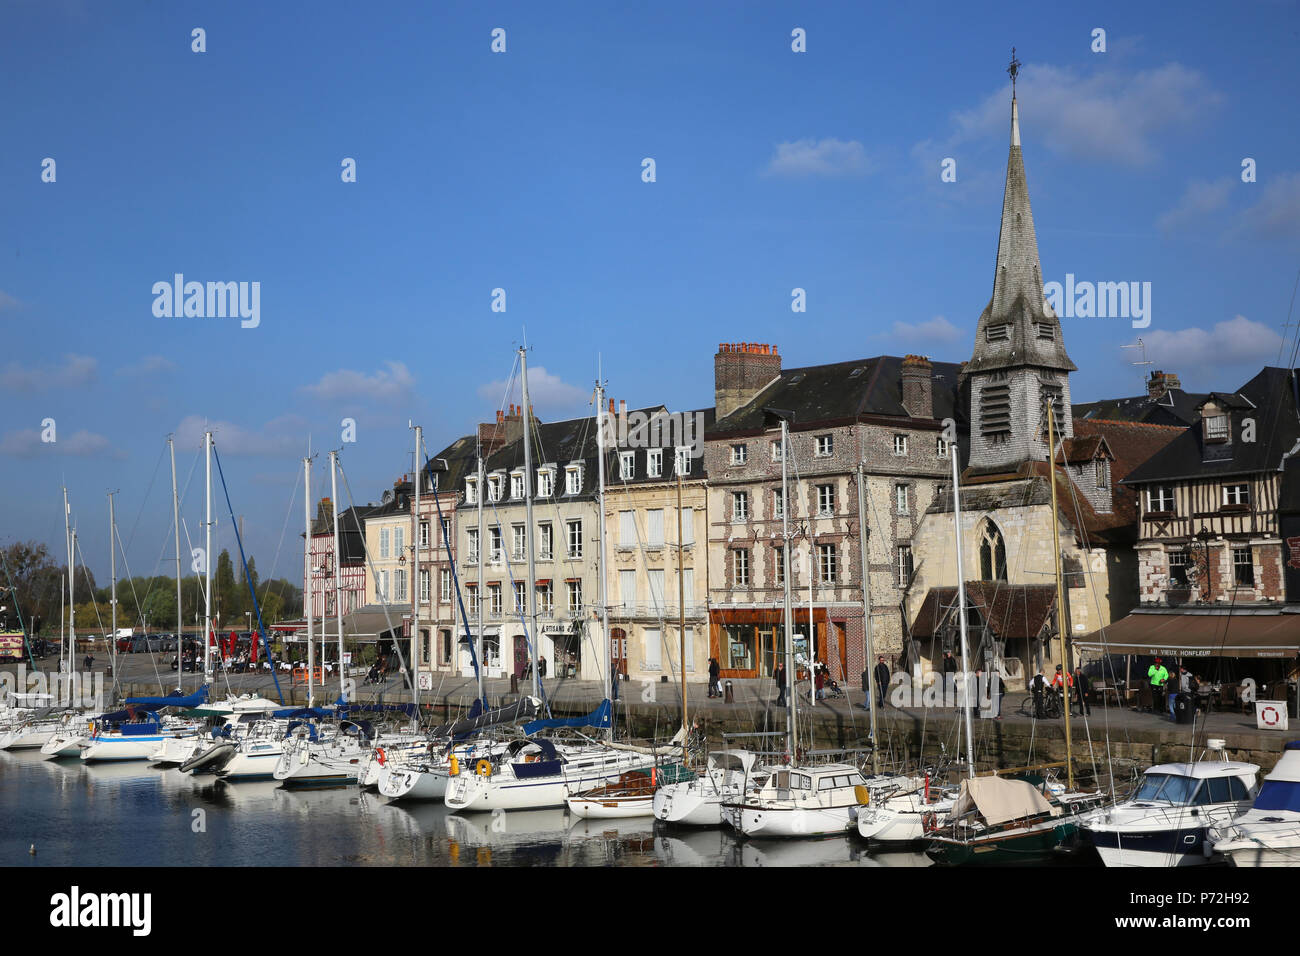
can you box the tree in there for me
[214,550,237,629]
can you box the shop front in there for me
[710,608,848,681]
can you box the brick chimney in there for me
[1147,370,1181,400]
[714,342,781,419]
[477,403,538,455]
[900,354,934,419]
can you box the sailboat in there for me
[924,402,1104,864]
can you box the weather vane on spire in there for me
[1007,47,1021,93]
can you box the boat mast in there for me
[476,445,486,701]
[1047,403,1074,789]
[856,463,880,774]
[780,419,798,763]
[62,487,72,674]
[411,423,422,723]
[807,518,815,710]
[203,431,214,686]
[950,435,975,780]
[330,450,346,704]
[677,467,687,763]
[304,455,314,707]
[595,381,612,730]
[108,490,117,689]
[519,347,539,699]
[169,438,182,692]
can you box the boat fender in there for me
[449,755,459,776]
[376,747,386,767]
[854,785,871,806]
[922,811,937,833]
[476,759,492,777]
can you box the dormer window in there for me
[619,452,634,480]
[565,464,583,495]
[815,435,833,457]
[510,471,525,500]
[986,324,1010,342]
[487,475,503,502]
[1096,459,1110,489]
[647,449,663,478]
[1205,414,1230,443]
[537,467,555,498]
[771,440,785,463]
[675,447,691,476]
[730,444,748,465]
[465,477,479,504]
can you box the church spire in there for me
[967,52,1074,377]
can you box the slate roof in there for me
[706,355,962,437]
[1073,388,1209,428]
[424,434,478,500]
[606,407,714,486]
[1122,367,1300,485]
[310,501,374,564]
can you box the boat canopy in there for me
[125,686,210,709]
[339,703,418,718]
[431,697,540,740]
[507,738,559,761]
[269,706,335,719]
[523,699,611,736]
[950,777,1057,826]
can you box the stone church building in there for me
[904,93,1180,689]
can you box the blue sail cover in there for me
[339,703,418,718]
[125,686,210,709]
[269,706,335,719]
[522,699,611,736]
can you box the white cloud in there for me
[1156,177,1234,235]
[1236,171,1300,240]
[1131,315,1283,370]
[116,354,177,377]
[763,138,872,178]
[945,62,1221,165]
[299,361,415,404]
[174,413,307,457]
[0,428,122,459]
[0,353,97,391]
[884,315,964,345]
[478,366,587,415]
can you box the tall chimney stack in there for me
[900,355,934,419]
[714,342,782,419]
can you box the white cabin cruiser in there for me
[722,763,869,838]
[1213,740,1300,866]
[1082,748,1258,867]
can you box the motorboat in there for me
[1212,740,1300,866]
[722,763,870,838]
[1082,745,1258,866]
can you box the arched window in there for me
[978,520,1007,582]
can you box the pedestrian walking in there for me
[1073,665,1092,716]
[860,666,872,710]
[708,657,721,698]
[775,662,787,707]
[873,656,890,708]
[539,656,548,679]
[1148,656,1169,714]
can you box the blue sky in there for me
[2,0,1298,587]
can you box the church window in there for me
[980,375,1011,443]
[978,520,1007,582]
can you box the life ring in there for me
[1261,704,1283,727]
[376,747,386,766]
[449,755,459,777]
[476,759,492,777]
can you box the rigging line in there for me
[121,440,167,558]
[110,516,163,697]
[211,445,285,705]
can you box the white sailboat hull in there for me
[446,752,655,813]
[567,794,655,819]
[217,741,284,781]
[725,803,858,838]
[379,764,450,801]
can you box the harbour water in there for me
[0,751,946,867]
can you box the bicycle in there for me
[1018,689,1064,719]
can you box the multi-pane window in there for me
[647,449,663,478]
[394,527,404,556]
[817,484,834,516]
[567,580,583,613]
[466,585,479,617]
[897,545,914,586]
[419,521,430,548]
[895,484,909,515]
[1206,415,1230,442]
[771,440,785,463]
[539,523,554,560]
[1224,484,1250,507]
[1167,550,1189,587]
[730,444,748,465]
[893,434,909,456]
[620,452,634,480]
[440,568,452,603]
[488,476,503,502]
[775,546,787,587]
[773,489,785,520]
[816,435,833,457]
[937,436,950,459]
[511,473,524,499]
[489,527,503,563]
[732,549,750,587]
[675,447,691,476]
[380,528,391,559]
[566,519,583,557]
[513,581,526,614]
[537,583,554,615]
[466,529,480,564]
[537,469,554,497]
[395,569,407,602]
[1096,459,1110,489]
[465,478,479,504]
[511,523,526,561]
[565,466,582,495]
[818,544,838,584]
[732,491,749,521]
[1233,547,1254,586]
[489,584,502,617]
[1147,486,1175,512]
[419,568,430,603]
